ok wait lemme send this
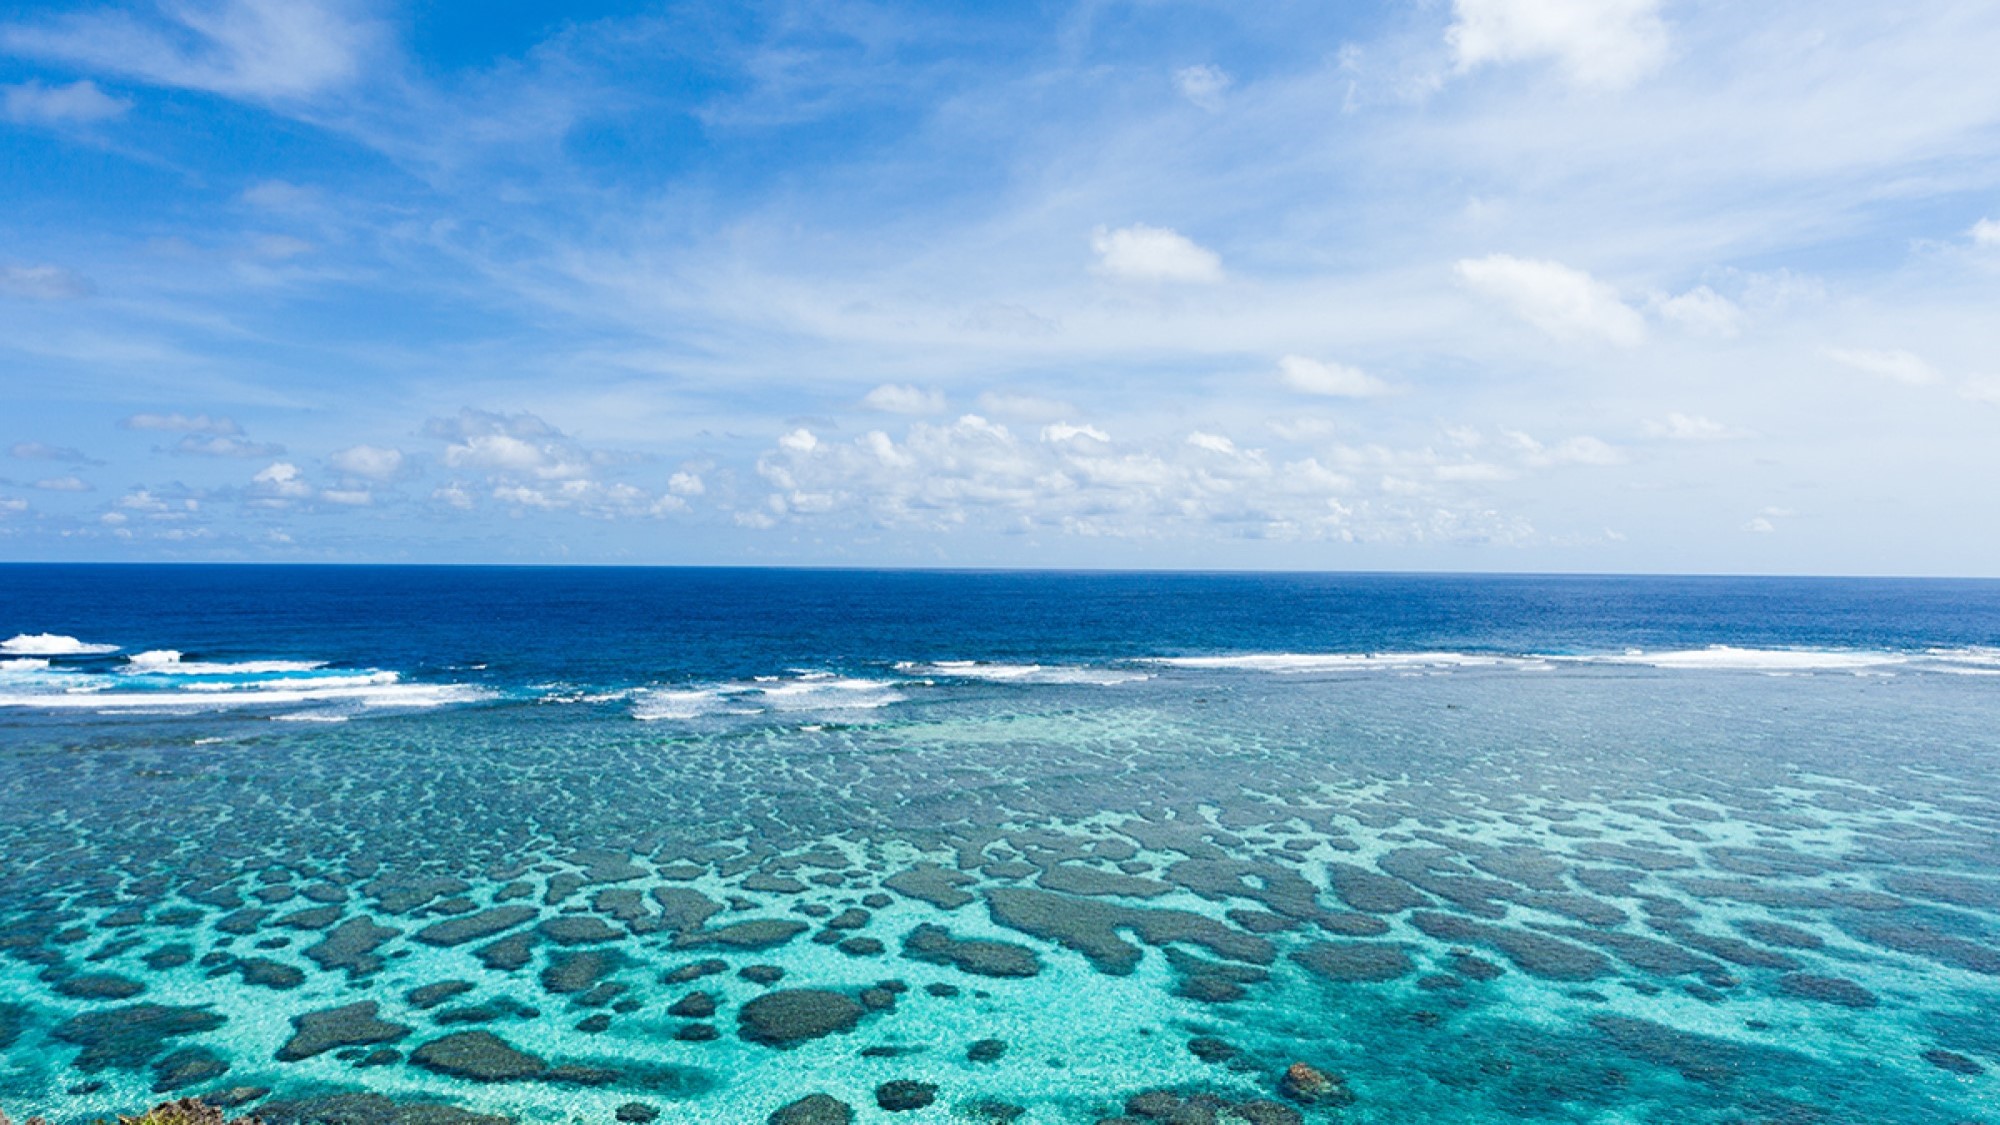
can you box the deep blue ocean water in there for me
[0,567,1996,1124]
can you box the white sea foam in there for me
[0,677,488,711]
[1149,645,2000,678]
[126,649,328,675]
[897,660,1150,686]
[1151,652,1521,673]
[1574,646,1908,672]
[1,632,119,655]
[0,645,488,715]
[633,672,906,722]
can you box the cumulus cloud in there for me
[1657,286,1744,338]
[10,441,96,463]
[1455,254,1646,346]
[2,78,128,124]
[423,408,685,519]
[861,383,946,414]
[122,412,240,435]
[1091,224,1223,283]
[251,461,311,501]
[1043,422,1110,444]
[0,264,94,300]
[328,444,405,480]
[431,409,596,480]
[1277,355,1393,398]
[2,0,374,101]
[742,417,1611,544]
[1447,0,1669,89]
[1643,413,1747,442]
[1173,64,1232,110]
[172,434,285,458]
[32,476,92,492]
[1970,218,2000,247]
[0,498,26,516]
[1824,347,1939,386]
[1504,430,1623,467]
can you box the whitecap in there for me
[0,657,52,672]
[633,672,907,722]
[1,632,119,655]
[1570,646,1909,673]
[127,649,328,675]
[898,660,1150,686]
[1151,652,1517,673]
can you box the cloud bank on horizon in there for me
[1,0,1997,572]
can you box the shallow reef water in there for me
[0,568,1995,1124]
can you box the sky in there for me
[2,0,1998,572]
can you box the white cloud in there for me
[121,413,240,435]
[1455,254,1646,346]
[1504,430,1624,467]
[1043,422,1110,444]
[10,441,94,463]
[1091,224,1223,284]
[778,428,819,453]
[328,444,405,480]
[1174,64,1232,111]
[1643,413,1745,442]
[33,476,92,492]
[1277,355,1393,398]
[743,418,1605,544]
[1447,0,1669,89]
[1744,516,1775,534]
[319,488,372,506]
[668,471,705,496]
[2,0,373,101]
[1961,376,2000,406]
[1970,218,2000,247]
[421,409,690,521]
[1657,286,1744,338]
[862,383,946,414]
[172,434,284,458]
[1824,347,1939,386]
[432,410,594,480]
[976,392,1077,423]
[252,461,311,499]
[0,498,26,515]
[0,264,94,300]
[2,78,127,124]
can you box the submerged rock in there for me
[276,1001,410,1062]
[738,989,865,1047]
[902,924,1041,978]
[415,906,538,947]
[1280,1062,1353,1106]
[53,1004,227,1072]
[54,972,146,1000]
[675,919,809,951]
[150,1046,229,1093]
[1289,941,1413,983]
[874,1080,937,1112]
[986,888,1272,975]
[769,1093,853,1125]
[883,864,977,910]
[303,917,399,978]
[410,1030,547,1082]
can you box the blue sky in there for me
[2,0,1997,571]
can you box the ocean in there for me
[0,566,1995,1123]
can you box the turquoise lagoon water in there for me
[0,567,1995,1123]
